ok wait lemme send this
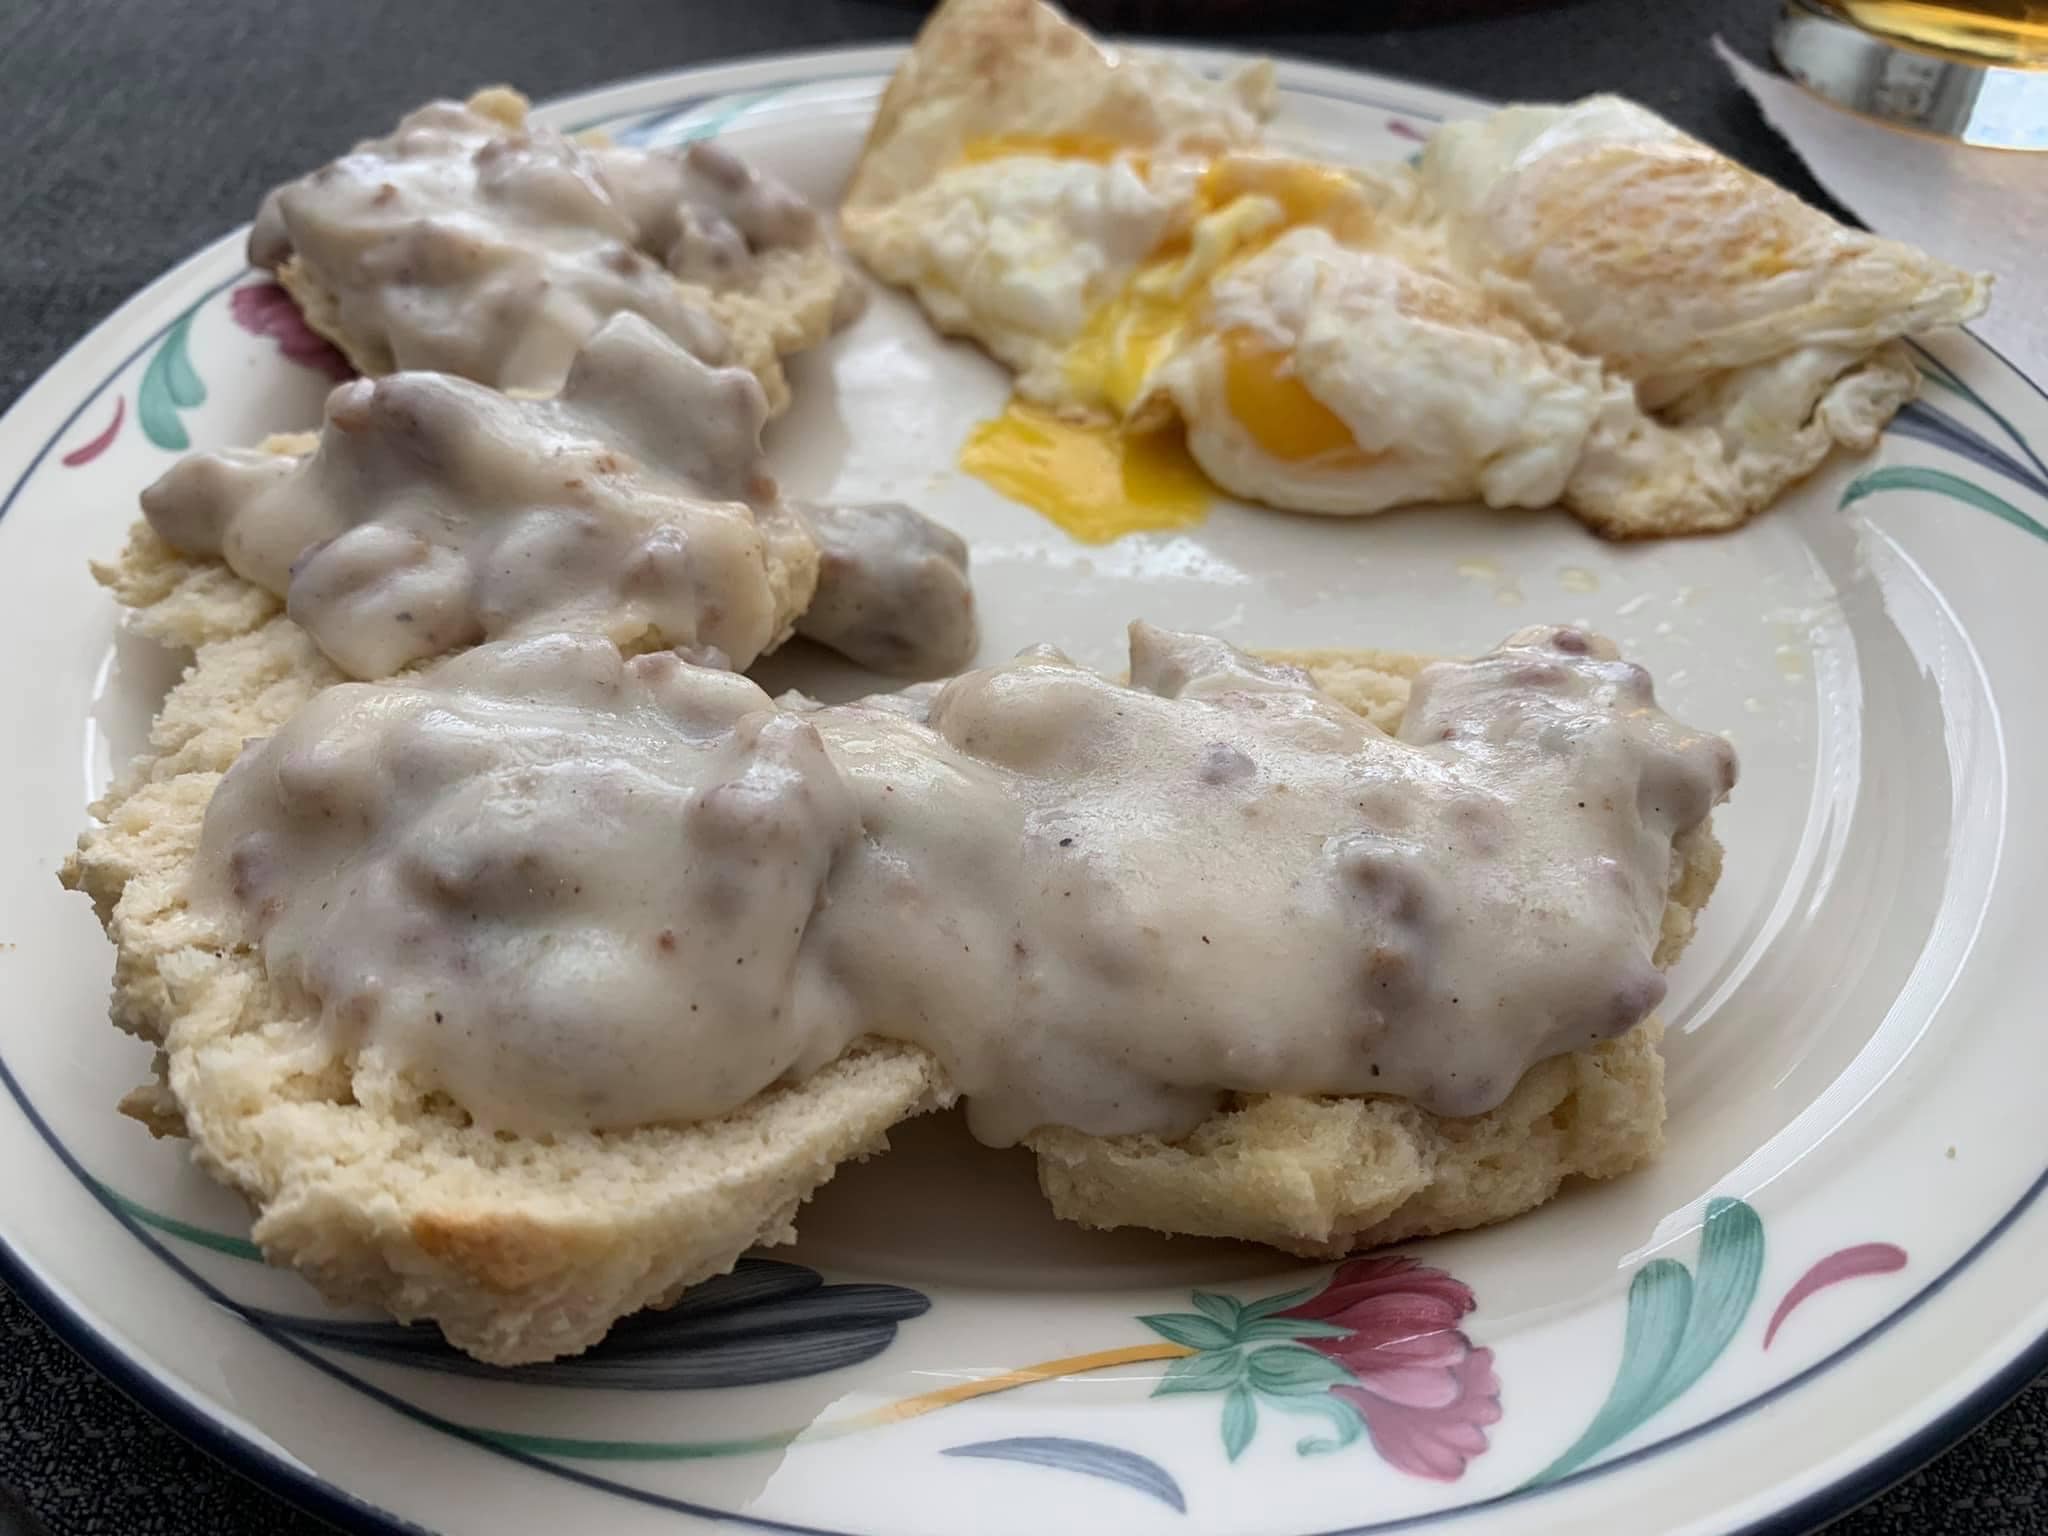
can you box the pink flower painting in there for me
[1138,1254,1500,1479]
[1279,1256,1503,1480]
[229,283,353,381]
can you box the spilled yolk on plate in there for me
[960,404,1211,543]
[954,145,1379,540]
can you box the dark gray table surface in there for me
[2,1,2042,1532]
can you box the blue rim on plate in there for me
[3,50,2045,1536]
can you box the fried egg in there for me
[1152,226,1609,515]
[845,0,1993,540]
[903,141,1612,538]
[1419,96,1987,404]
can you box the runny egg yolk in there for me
[1058,157,1377,418]
[960,403,1210,543]
[954,142,1379,539]
[1197,157,1375,245]
[1219,329,1372,465]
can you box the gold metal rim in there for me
[1773,0,2048,152]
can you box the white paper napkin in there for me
[1717,38,2045,379]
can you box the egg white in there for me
[847,70,1991,538]
[1151,228,1609,515]
[851,153,1203,392]
[1419,95,1990,406]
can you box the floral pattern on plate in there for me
[2,54,2042,1536]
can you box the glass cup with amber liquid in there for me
[1817,0,2047,65]
[1777,0,2047,148]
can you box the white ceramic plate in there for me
[3,44,2046,1536]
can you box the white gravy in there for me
[196,623,1733,1144]
[249,96,826,390]
[141,315,803,680]
[140,316,977,682]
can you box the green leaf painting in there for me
[138,302,207,451]
[1138,1309,1237,1352]
[1842,465,2048,546]
[1220,1385,1258,1461]
[1528,1197,1765,1487]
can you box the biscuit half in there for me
[66,539,1713,1361]
[1028,638,1720,1255]
[269,88,861,417]
[66,532,949,1366]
